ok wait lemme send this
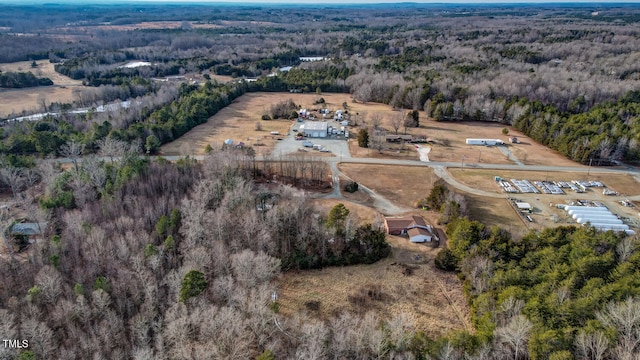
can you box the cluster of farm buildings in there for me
[496,178,613,195]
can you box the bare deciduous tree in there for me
[597,297,640,359]
[59,140,85,175]
[575,330,609,360]
[391,113,403,135]
[0,163,24,200]
[495,315,533,360]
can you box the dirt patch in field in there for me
[348,141,420,160]
[278,235,471,338]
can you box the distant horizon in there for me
[3,0,640,5]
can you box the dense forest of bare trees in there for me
[0,151,412,359]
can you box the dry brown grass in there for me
[0,60,83,118]
[277,235,471,337]
[160,91,579,168]
[0,87,77,118]
[310,198,382,226]
[56,21,224,32]
[419,120,578,166]
[161,92,358,156]
[339,164,437,208]
[0,60,82,86]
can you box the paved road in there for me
[54,148,640,210]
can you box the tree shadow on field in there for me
[422,125,458,132]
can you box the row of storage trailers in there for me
[560,205,636,235]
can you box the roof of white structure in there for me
[304,122,328,131]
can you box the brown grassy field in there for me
[420,120,580,167]
[161,92,361,156]
[161,91,578,168]
[0,60,82,86]
[0,87,77,118]
[277,234,471,337]
[0,60,83,117]
[338,164,437,208]
[56,21,224,32]
[310,198,383,226]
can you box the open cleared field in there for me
[0,86,77,118]
[161,92,360,156]
[278,234,471,337]
[56,20,280,33]
[450,169,640,232]
[310,198,384,226]
[420,120,581,167]
[161,91,581,168]
[338,164,437,209]
[0,60,83,118]
[0,60,82,86]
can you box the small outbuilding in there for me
[516,202,532,212]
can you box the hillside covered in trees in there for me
[2,2,640,359]
[0,151,404,359]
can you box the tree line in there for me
[0,71,52,88]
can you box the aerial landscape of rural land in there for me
[2,0,640,358]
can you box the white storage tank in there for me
[565,206,608,212]
[575,215,621,223]
[589,223,630,231]
[577,218,623,225]
[568,208,611,216]
[572,213,618,220]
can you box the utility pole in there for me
[461,155,465,171]
[587,158,593,179]
[478,150,482,163]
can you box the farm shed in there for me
[466,138,505,146]
[516,202,532,211]
[303,121,328,138]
